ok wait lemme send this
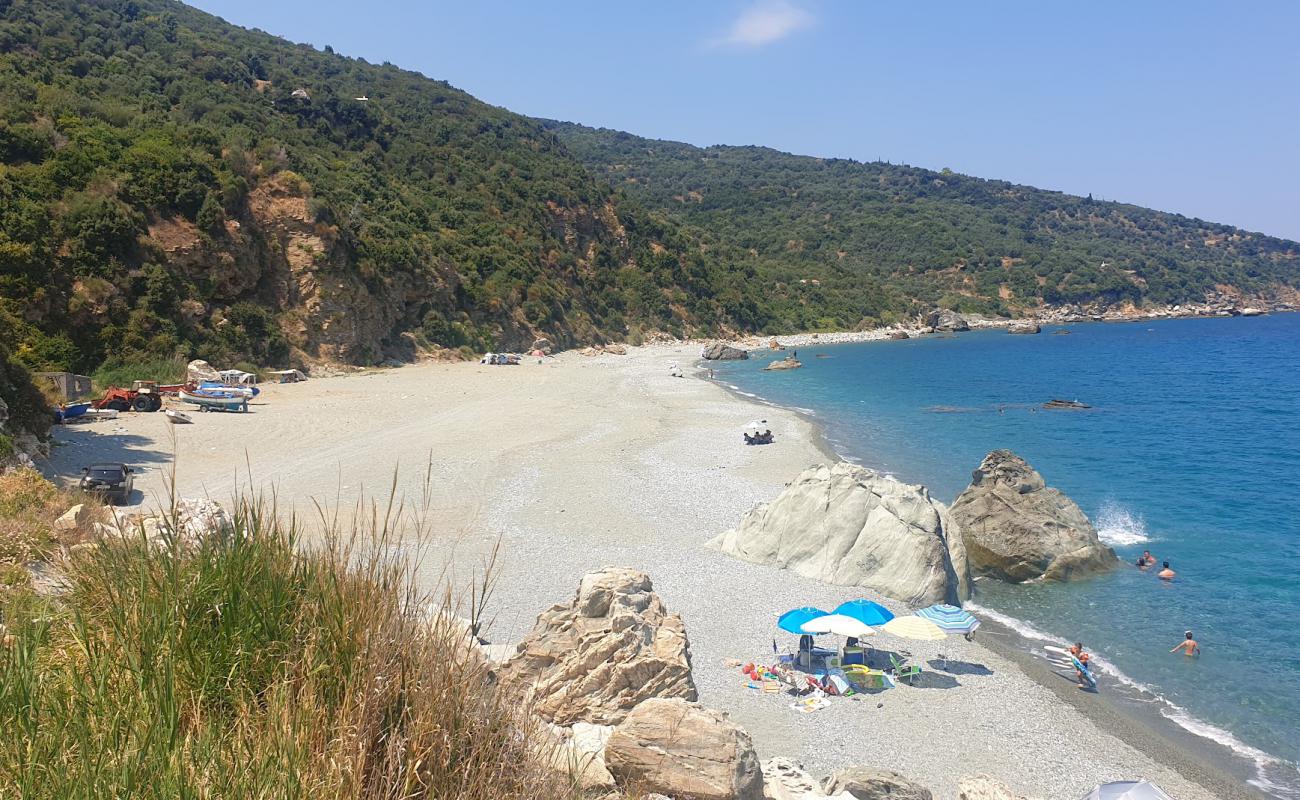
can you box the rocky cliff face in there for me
[709,463,971,606]
[949,450,1117,582]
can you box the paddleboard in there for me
[1044,646,1098,689]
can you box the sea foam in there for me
[1094,500,1150,546]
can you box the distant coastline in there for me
[727,300,1296,350]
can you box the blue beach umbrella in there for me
[777,607,829,634]
[915,604,981,635]
[833,599,895,627]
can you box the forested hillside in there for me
[3,0,1298,392]
[545,121,1300,330]
[0,0,759,379]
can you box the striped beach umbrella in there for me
[777,607,829,635]
[915,604,981,635]
[882,616,947,641]
[832,599,895,627]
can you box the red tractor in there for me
[91,381,163,412]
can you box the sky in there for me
[189,0,1300,241]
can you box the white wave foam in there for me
[1094,500,1150,546]
[969,602,1300,797]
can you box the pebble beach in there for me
[42,345,1255,799]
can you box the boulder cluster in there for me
[711,451,1115,603]
[499,566,1038,799]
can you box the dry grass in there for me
[0,479,586,800]
[0,468,104,568]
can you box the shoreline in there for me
[725,304,1296,350]
[38,345,1254,799]
[704,337,1282,800]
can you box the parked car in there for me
[79,463,134,505]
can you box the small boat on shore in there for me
[179,388,249,412]
[54,402,91,423]
[164,409,194,424]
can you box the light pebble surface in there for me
[42,345,1234,800]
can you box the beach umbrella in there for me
[799,614,876,638]
[882,616,947,641]
[777,607,829,635]
[1079,781,1173,800]
[915,604,981,635]
[833,599,895,627]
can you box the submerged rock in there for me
[709,463,970,606]
[701,342,750,360]
[949,450,1117,582]
[605,698,764,800]
[498,567,695,725]
[763,357,803,371]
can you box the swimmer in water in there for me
[1135,550,1155,569]
[1157,561,1176,581]
[1171,631,1200,657]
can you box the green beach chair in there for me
[889,653,922,685]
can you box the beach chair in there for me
[889,653,922,685]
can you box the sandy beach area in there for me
[41,346,1255,800]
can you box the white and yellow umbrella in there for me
[882,616,947,641]
[799,613,876,638]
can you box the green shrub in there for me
[92,355,188,390]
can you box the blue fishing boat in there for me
[179,388,249,412]
[53,402,91,423]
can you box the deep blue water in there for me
[714,315,1300,795]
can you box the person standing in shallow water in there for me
[1172,631,1201,657]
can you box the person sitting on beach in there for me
[763,429,774,443]
[1171,631,1200,657]
[1136,550,1155,569]
[1158,561,1176,581]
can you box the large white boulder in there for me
[709,463,970,606]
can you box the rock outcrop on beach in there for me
[958,774,1042,800]
[498,567,696,725]
[823,767,933,800]
[925,308,971,332]
[604,698,764,800]
[949,450,1117,582]
[702,342,751,360]
[709,463,971,606]
[888,330,911,340]
[1008,322,1041,334]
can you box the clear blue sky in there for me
[189,0,1300,241]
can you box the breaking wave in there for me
[1094,500,1150,547]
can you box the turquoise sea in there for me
[713,315,1300,798]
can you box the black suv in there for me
[79,463,134,505]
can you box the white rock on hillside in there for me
[709,463,970,606]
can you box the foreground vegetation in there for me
[0,478,581,799]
